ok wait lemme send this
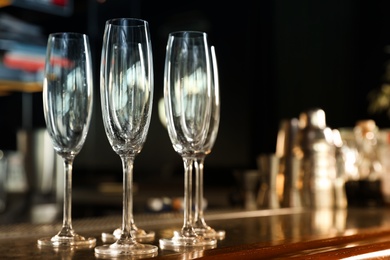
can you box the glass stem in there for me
[59,158,75,236]
[194,157,206,225]
[120,155,136,241]
[182,157,196,237]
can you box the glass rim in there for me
[106,18,148,27]
[48,32,88,39]
[169,31,207,38]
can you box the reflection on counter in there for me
[2,206,390,259]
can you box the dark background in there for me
[1,0,390,187]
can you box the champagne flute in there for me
[98,16,155,246]
[38,32,96,247]
[159,31,217,249]
[94,18,158,257]
[193,46,225,240]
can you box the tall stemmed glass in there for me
[38,32,95,247]
[159,31,217,249]
[94,18,158,257]
[193,47,225,240]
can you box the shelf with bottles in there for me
[0,13,46,95]
[0,0,73,17]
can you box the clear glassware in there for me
[38,32,96,247]
[193,46,225,240]
[94,18,158,257]
[159,31,217,249]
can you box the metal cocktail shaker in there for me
[293,108,336,208]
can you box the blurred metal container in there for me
[354,120,383,181]
[333,129,348,209]
[276,118,302,208]
[17,128,62,202]
[346,120,385,207]
[0,151,7,212]
[233,169,260,210]
[293,108,336,208]
[0,150,28,213]
[257,153,280,209]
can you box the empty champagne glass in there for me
[94,18,158,257]
[159,31,217,249]
[38,32,95,247]
[193,46,225,240]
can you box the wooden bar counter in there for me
[1,207,390,259]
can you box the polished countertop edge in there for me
[1,207,390,259]
[194,227,390,259]
[0,207,305,240]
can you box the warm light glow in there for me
[277,173,284,201]
[0,0,11,8]
[341,249,390,259]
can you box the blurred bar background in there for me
[1,0,390,224]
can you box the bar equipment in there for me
[0,150,7,212]
[257,154,280,209]
[354,120,383,181]
[17,128,63,223]
[293,108,336,208]
[275,118,302,208]
[346,120,384,207]
[333,129,348,209]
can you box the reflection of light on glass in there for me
[173,67,207,115]
[158,97,167,128]
[112,43,150,111]
[341,249,390,259]
[117,60,149,109]
[172,66,210,141]
[46,65,81,125]
[175,67,207,94]
[61,66,82,114]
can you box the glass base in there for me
[101,228,155,243]
[159,231,217,250]
[37,234,96,247]
[94,240,158,257]
[195,227,226,240]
